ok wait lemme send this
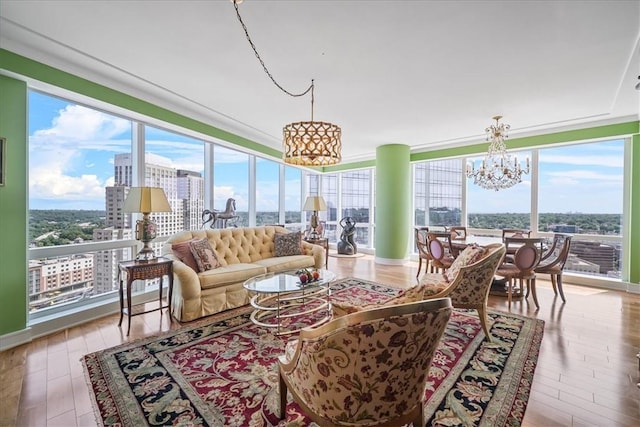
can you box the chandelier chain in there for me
[233,0,313,98]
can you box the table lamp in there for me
[123,187,172,261]
[303,196,327,239]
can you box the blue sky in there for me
[28,91,624,215]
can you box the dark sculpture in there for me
[201,198,238,229]
[337,216,357,255]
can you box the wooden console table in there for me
[118,257,173,336]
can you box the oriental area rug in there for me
[82,277,544,427]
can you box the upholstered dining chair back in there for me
[506,237,544,275]
[278,298,453,427]
[414,226,431,277]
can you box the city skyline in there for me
[28,91,625,214]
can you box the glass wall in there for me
[255,157,280,225]
[213,145,248,227]
[466,150,532,230]
[28,91,133,312]
[537,140,624,278]
[341,170,372,246]
[284,166,302,227]
[414,159,463,227]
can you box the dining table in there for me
[448,235,529,298]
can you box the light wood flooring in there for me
[1,254,639,426]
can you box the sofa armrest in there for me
[301,241,326,269]
[165,254,202,300]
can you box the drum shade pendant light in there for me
[232,0,342,166]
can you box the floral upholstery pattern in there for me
[333,244,505,342]
[279,299,453,426]
[444,244,485,282]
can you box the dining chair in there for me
[495,237,544,309]
[535,233,572,302]
[449,226,467,240]
[502,229,532,261]
[414,226,431,278]
[426,231,455,272]
[278,298,453,427]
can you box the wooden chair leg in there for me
[556,273,566,303]
[507,278,512,310]
[416,258,423,278]
[550,274,558,295]
[413,402,424,427]
[279,371,288,419]
[477,306,493,342]
[530,278,540,309]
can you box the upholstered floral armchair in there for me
[333,243,505,342]
[278,298,453,427]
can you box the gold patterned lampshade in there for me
[303,196,327,238]
[284,120,342,166]
[122,187,172,261]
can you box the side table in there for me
[304,237,329,268]
[118,257,174,336]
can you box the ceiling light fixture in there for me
[232,0,342,166]
[466,116,530,191]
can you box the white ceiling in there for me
[1,0,639,163]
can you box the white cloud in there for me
[545,170,622,181]
[539,153,622,168]
[29,104,130,207]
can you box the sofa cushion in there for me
[171,239,199,272]
[198,263,267,290]
[189,238,221,272]
[444,244,485,282]
[253,255,315,273]
[274,231,302,257]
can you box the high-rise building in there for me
[93,227,133,294]
[177,169,204,230]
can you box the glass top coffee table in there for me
[243,269,336,335]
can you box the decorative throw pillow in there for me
[444,244,485,282]
[274,231,303,257]
[171,239,199,272]
[188,238,220,272]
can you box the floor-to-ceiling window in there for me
[320,174,339,242]
[341,170,372,247]
[255,157,280,225]
[466,150,532,230]
[28,91,134,315]
[284,166,302,227]
[213,145,248,227]
[414,159,463,227]
[537,140,624,278]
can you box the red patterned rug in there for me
[82,277,544,426]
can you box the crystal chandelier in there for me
[466,116,529,191]
[233,0,341,166]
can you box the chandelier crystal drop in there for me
[466,116,530,191]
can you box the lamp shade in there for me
[122,187,172,213]
[303,196,327,212]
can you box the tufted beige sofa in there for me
[161,226,325,322]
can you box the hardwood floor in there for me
[1,254,639,426]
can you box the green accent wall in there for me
[0,75,28,335]
[0,48,638,342]
[630,134,640,284]
[375,144,410,261]
[0,49,281,160]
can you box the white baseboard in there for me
[374,257,407,266]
